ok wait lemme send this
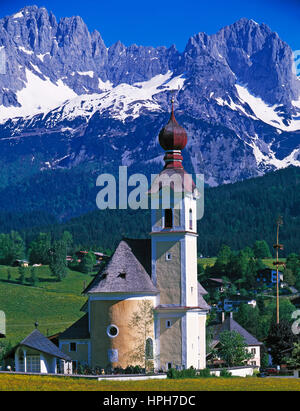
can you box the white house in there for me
[6,329,72,374]
[208,313,263,368]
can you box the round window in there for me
[107,324,119,338]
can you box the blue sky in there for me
[0,0,299,51]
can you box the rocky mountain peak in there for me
[0,7,299,188]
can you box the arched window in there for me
[164,209,173,228]
[145,338,153,360]
[189,208,193,230]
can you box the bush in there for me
[76,363,85,375]
[198,368,211,378]
[220,369,232,378]
[124,365,144,374]
[79,364,147,376]
[81,365,102,375]
[167,367,197,379]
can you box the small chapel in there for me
[58,103,210,372]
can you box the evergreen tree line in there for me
[0,166,299,257]
[0,230,111,282]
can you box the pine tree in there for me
[79,252,96,274]
[18,265,26,285]
[49,240,68,281]
[252,240,272,259]
[266,320,296,365]
[30,267,39,286]
[6,268,11,282]
[29,233,51,265]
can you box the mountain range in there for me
[0,5,299,220]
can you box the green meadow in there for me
[0,374,300,391]
[0,265,93,344]
[0,257,287,345]
[198,257,286,269]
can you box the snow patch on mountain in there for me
[293,97,300,109]
[250,135,300,168]
[12,11,24,19]
[215,96,257,119]
[49,71,186,122]
[78,71,94,78]
[18,46,33,55]
[98,78,113,91]
[37,52,50,62]
[0,69,77,123]
[236,85,300,132]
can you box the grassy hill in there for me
[0,265,93,345]
[197,258,286,269]
[1,256,287,346]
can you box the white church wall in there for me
[186,311,200,369]
[184,234,198,307]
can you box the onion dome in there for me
[159,99,187,169]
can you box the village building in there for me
[207,313,263,368]
[4,329,72,374]
[256,268,283,288]
[202,278,231,293]
[58,103,210,371]
[75,250,109,264]
[217,296,257,312]
[12,259,29,267]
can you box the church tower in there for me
[59,100,209,373]
[150,100,208,370]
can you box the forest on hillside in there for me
[0,166,299,256]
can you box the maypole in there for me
[273,216,284,324]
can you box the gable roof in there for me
[59,314,90,340]
[198,282,208,296]
[197,283,211,310]
[20,329,71,361]
[210,317,262,347]
[85,239,158,294]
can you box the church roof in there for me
[159,102,187,152]
[59,314,90,340]
[84,238,209,310]
[209,317,262,347]
[20,329,71,361]
[197,284,211,310]
[84,238,158,294]
[198,282,209,296]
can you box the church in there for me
[58,103,210,372]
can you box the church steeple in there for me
[159,100,187,169]
[151,102,206,370]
